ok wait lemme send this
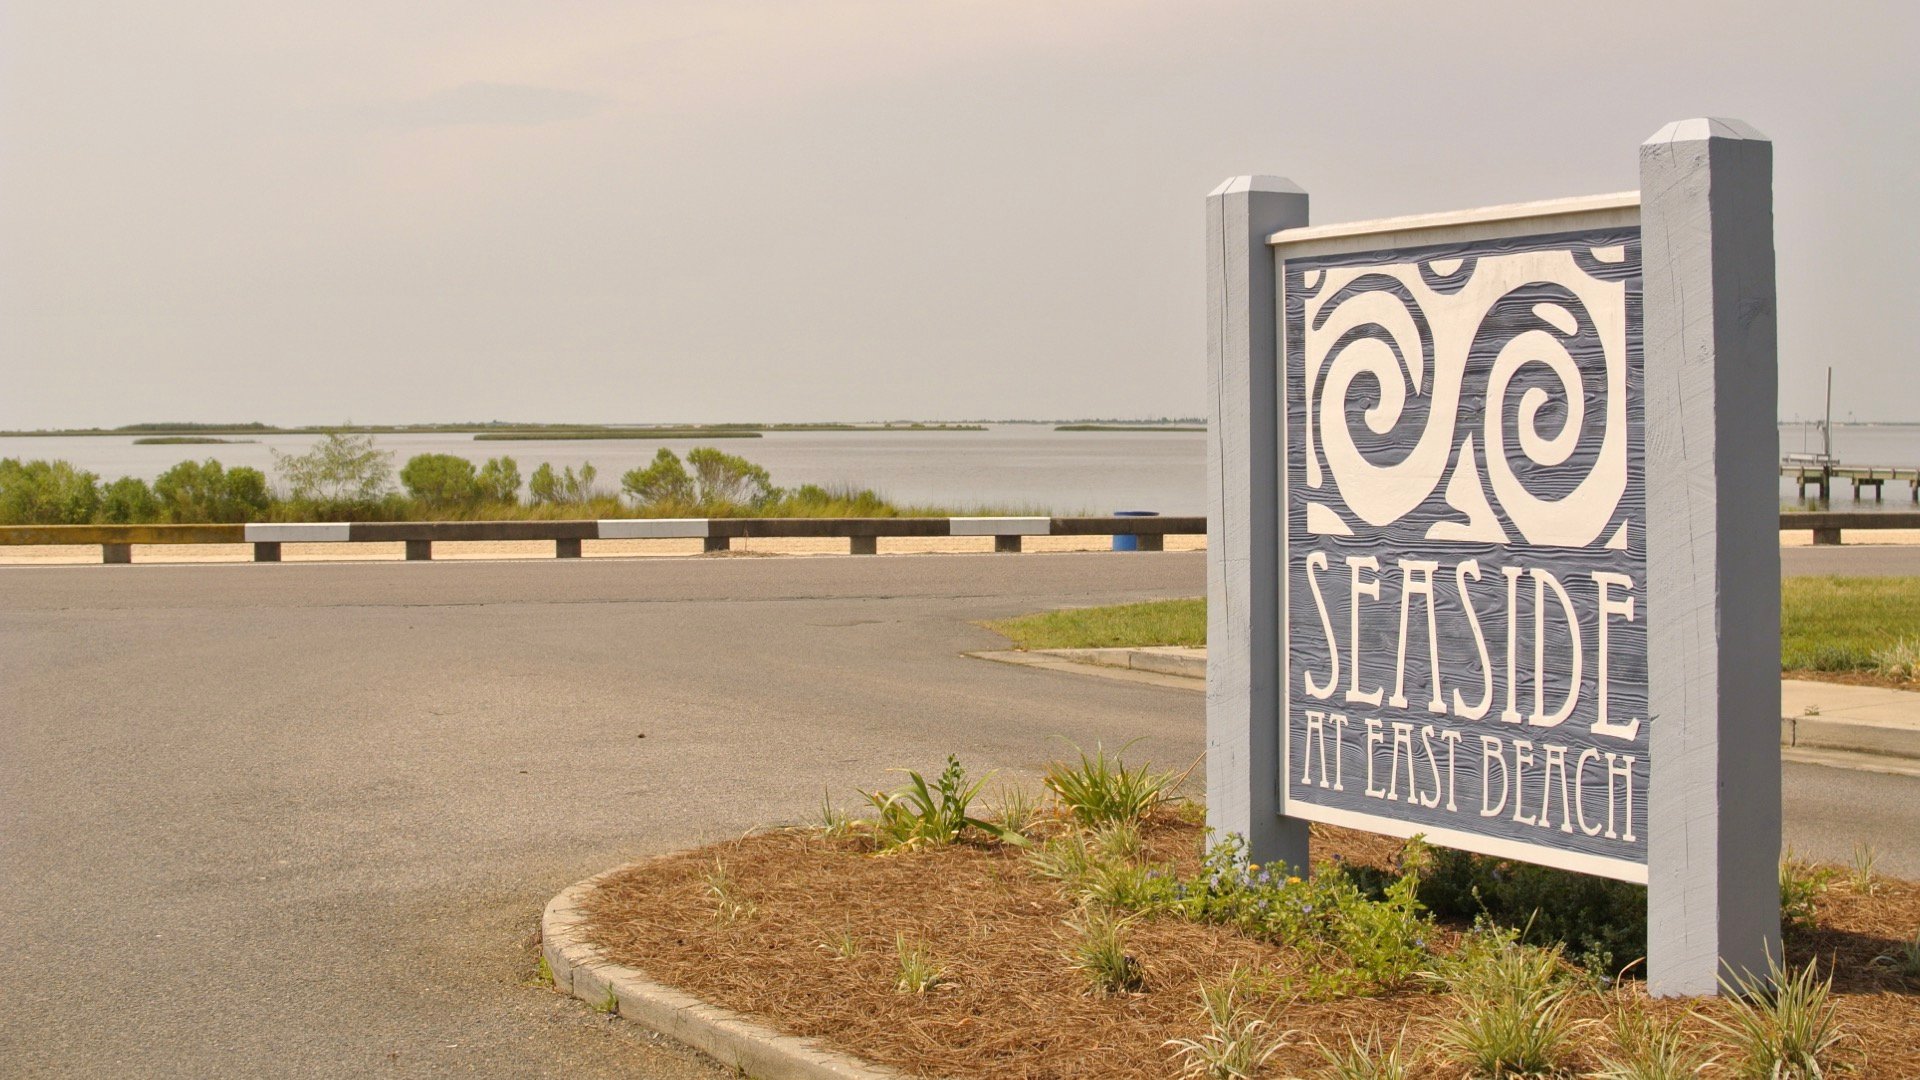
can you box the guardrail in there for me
[3,512,1913,563]
[0,516,1207,564]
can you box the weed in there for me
[1870,929,1920,979]
[893,932,946,993]
[1431,928,1579,1078]
[1847,842,1879,895]
[593,983,619,1014]
[705,857,757,923]
[1779,850,1836,929]
[863,755,1025,850]
[818,926,861,961]
[530,955,555,988]
[1164,971,1289,1079]
[1591,1002,1714,1078]
[1068,909,1145,995]
[818,786,854,839]
[1705,955,1848,1079]
[1315,1025,1416,1080]
[1871,635,1920,680]
[1801,703,1821,718]
[1043,741,1176,826]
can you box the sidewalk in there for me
[976,646,1920,764]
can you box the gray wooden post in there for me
[405,539,433,561]
[1205,176,1311,872]
[1641,118,1781,996]
[555,537,582,559]
[253,541,282,562]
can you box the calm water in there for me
[4,422,1916,515]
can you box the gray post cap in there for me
[1209,175,1308,198]
[1644,117,1769,145]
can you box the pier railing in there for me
[3,511,1914,563]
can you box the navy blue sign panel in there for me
[1281,227,1647,882]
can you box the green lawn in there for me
[985,597,1205,650]
[987,580,1920,680]
[1782,576,1920,675]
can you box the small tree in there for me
[686,447,775,509]
[399,454,481,510]
[621,448,695,507]
[98,476,161,524]
[273,432,393,506]
[0,458,101,524]
[476,456,521,504]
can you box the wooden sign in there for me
[1205,119,1780,995]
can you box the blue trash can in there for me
[1112,510,1158,551]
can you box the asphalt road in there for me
[4,550,1918,1078]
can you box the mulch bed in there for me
[576,817,1920,1078]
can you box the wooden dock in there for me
[1781,454,1920,502]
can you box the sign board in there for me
[1276,205,1647,882]
[1205,119,1780,995]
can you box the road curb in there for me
[1781,716,1920,760]
[542,867,908,1080]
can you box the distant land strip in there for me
[473,430,762,441]
[1055,424,1206,432]
[0,422,988,438]
[131,436,256,445]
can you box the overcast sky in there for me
[3,1,1915,428]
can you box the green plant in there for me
[154,459,271,523]
[1871,636,1920,680]
[818,926,861,961]
[1431,928,1579,1078]
[593,982,619,1014]
[1705,956,1848,1079]
[862,755,1025,850]
[1416,842,1647,974]
[97,475,161,523]
[818,786,855,839]
[893,933,945,993]
[704,857,756,923]
[1591,1002,1714,1079]
[273,432,392,505]
[1164,972,1288,1079]
[530,955,555,988]
[1092,818,1144,861]
[1316,1025,1416,1080]
[686,446,775,508]
[1028,832,1098,886]
[1779,850,1836,929]
[0,458,102,524]
[475,455,521,504]
[1043,741,1176,826]
[1068,909,1145,995]
[991,782,1043,837]
[621,448,695,507]
[399,453,482,509]
[529,461,598,505]
[1871,928,1920,979]
[1848,842,1879,895]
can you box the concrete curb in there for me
[542,867,908,1080]
[1045,646,1206,679]
[1780,716,1920,760]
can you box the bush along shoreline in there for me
[0,434,992,526]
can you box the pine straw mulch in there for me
[575,817,1920,1079]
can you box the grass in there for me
[1042,741,1179,827]
[1707,956,1849,1079]
[1068,909,1146,995]
[1782,577,1920,682]
[987,598,1205,651]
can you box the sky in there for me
[2,1,1916,428]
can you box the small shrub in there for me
[621,448,694,508]
[862,755,1025,850]
[1705,956,1848,1079]
[1591,1002,1714,1079]
[1164,971,1288,1079]
[273,432,392,506]
[529,462,598,505]
[475,455,521,504]
[0,458,101,524]
[1043,742,1176,826]
[1416,843,1646,973]
[1068,909,1145,995]
[1431,928,1579,1078]
[154,459,271,523]
[1779,850,1836,929]
[1316,1026,1416,1080]
[399,453,482,509]
[893,933,945,993]
[686,446,775,509]
[97,475,160,523]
